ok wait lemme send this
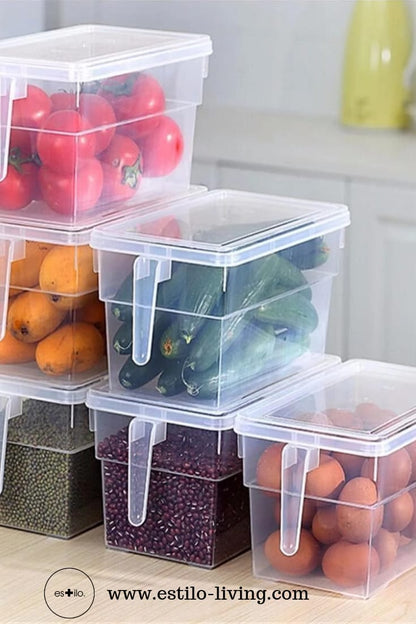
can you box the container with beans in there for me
[88,384,250,568]
[0,379,102,538]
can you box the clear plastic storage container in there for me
[0,25,211,227]
[0,379,102,538]
[88,384,250,568]
[0,222,106,387]
[91,189,350,414]
[235,359,416,599]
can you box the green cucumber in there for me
[112,322,133,355]
[278,236,329,270]
[111,262,187,322]
[111,273,133,322]
[156,359,186,396]
[182,323,276,399]
[177,264,224,343]
[255,292,319,334]
[160,321,190,360]
[183,335,306,400]
[118,352,164,389]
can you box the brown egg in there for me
[322,541,380,587]
[373,528,400,568]
[305,454,345,499]
[361,449,412,497]
[405,441,416,482]
[401,490,416,539]
[355,402,382,423]
[324,408,362,429]
[256,443,284,494]
[264,529,321,576]
[336,477,383,543]
[332,451,365,480]
[274,497,316,529]
[382,491,414,532]
[312,506,342,545]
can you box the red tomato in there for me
[100,134,143,203]
[11,85,52,156]
[37,110,96,174]
[0,148,38,210]
[136,116,184,177]
[50,91,77,111]
[39,158,103,215]
[50,92,116,153]
[99,72,165,138]
[11,85,52,128]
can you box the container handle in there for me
[0,77,27,182]
[128,417,166,526]
[280,445,319,556]
[0,395,22,494]
[0,237,25,341]
[132,256,171,365]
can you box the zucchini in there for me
[160,321,190,360]
[156,359,186,396]
[255,292,319,334]
[112,321,133,355]
[177,264,224,343]
[118,352,164,390]
[279,237,329,270]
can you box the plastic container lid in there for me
[87,355,340,528]
[91,189,350,267]
[235,358,416,556]
[0,24,212,82]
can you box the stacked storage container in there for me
[0,24,212,537]
[235,359,416,598]
[88,188,350,565]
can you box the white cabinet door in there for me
[217,164,348,358]
[348,181,416,365]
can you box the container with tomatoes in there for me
[235,358,416,599]
[0,25,211,226]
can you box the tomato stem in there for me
[121,154,143,189]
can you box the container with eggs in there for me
[235,359,416,599]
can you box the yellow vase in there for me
[341,0,412,129]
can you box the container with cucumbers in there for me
[91,189,350,413]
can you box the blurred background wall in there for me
[2,0,414,119]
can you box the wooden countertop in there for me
[1,525,416,623]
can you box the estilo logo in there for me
[44,568,95,619]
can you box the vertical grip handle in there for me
[280,445,320,556]
[132,256,171,365]
[128,417,166,527]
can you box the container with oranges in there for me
[235,359,416,599]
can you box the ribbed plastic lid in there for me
[235,359,416,457]
[91,189,350,267]
[0,24,212,82]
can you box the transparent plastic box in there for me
[0,25,211,227]
[0,221,106,387]
[0,379,102,538]
[235,359,416,599]
[91,189,350,414]
[87,384,250,568]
